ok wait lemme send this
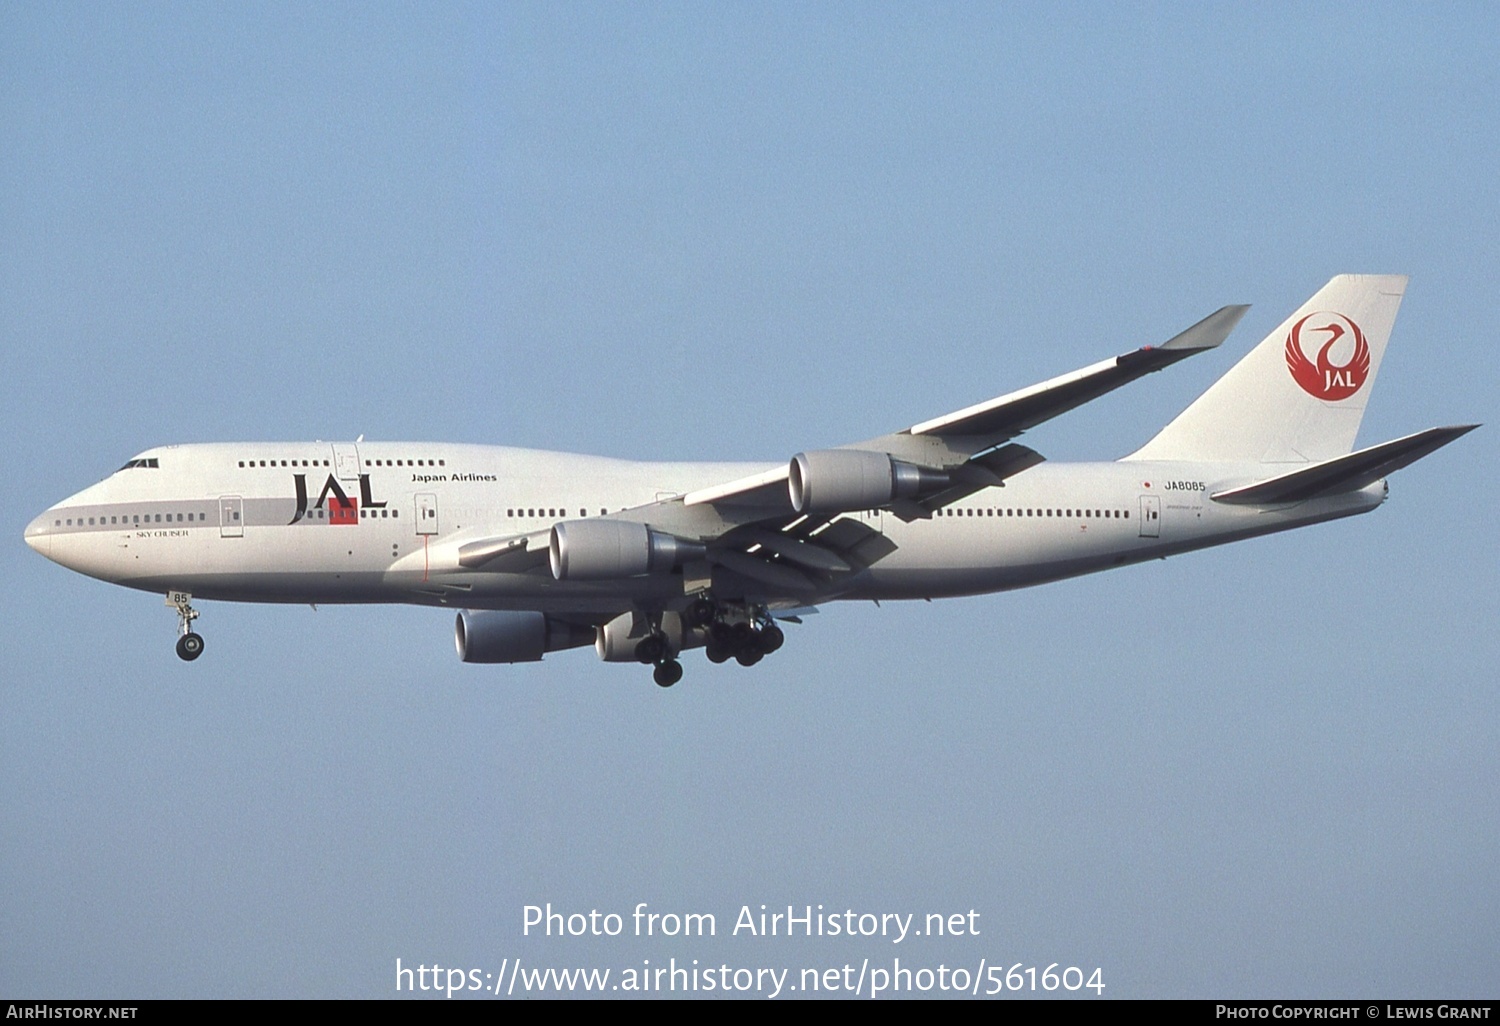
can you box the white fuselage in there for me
[24,441,1385,616]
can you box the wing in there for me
[683,302,1247,512]
[445,303,1246,600]
[650,303,1246,596]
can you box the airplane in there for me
[24,275,1477,687]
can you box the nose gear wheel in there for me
[168,592,204,662]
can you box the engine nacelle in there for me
[788,449,950,514]
[454,610,593,663]
[596,610,704,662]
[550,519,705,581]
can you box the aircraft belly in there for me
[850,488,1382,602]
[123,571,394,604]
[853,550,1131,599]
[390,567,682,611]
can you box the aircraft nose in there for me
[24,511,51,557]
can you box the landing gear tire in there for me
[705,641,731,664]
[758,623,785,654]
[176,632,205,661]
[735,648,764,667]
[731,621,755,646]
[168,592,203,663]
[653,659,683,687]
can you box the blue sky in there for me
[3,3,1496,998]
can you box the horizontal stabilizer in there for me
[1211,425,1479,505]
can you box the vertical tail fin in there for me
[1124,275,1408,464]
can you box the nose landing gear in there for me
[168,591,204,661]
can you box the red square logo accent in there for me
[329,497,358,525]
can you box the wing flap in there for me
[810,518,899,569]
[740,527,852,572]
[711,548,821,593]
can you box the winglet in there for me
[1157,304,1250,351]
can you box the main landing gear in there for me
[168,591,205,662]
[704,617,783,667]
[638,598,786,686]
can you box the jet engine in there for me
[549,520,705,581]
[454,610,594,663]
[595,610,707,663]
[788,449,950,514]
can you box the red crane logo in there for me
[1285,312,1370,401]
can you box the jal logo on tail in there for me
[1285,312,1370,401]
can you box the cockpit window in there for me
[117,458,160,471]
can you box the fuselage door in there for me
[332,442,362,482]
[219,495,244,538]
[416,493,439,536]
[1139,495,1161,538]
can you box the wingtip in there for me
[1158,303,1251,352]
